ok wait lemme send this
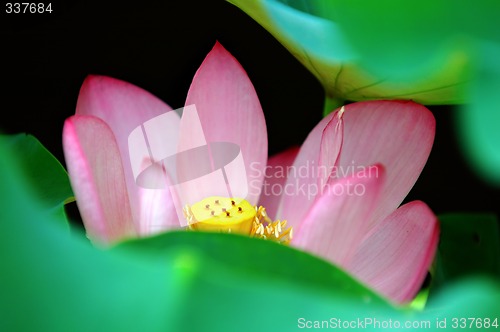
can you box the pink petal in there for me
[335,100,435,230]
[76,75,180,233]
[184,42,267,205]
[258,146,300,219]
[292,165,385,265]
[63,115,136,244]
[136,187,180,235]
[319,107,344,188]
[276,110,343,228]
[173,105,231,210]
[346,201,439,303]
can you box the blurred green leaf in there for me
[457,42,500,185]
[2,135,500,330]
[228,0,472,105]
[317,0,460,79]
[430,213,500,298]
[333,0,499,78]
[119,231,408,331]
[0,131,400,331]
[0,134,74,227]
[119,230,390,305]
[424,277,500,325]
[0,137,181,332]
[264,0,355,62]
[264,0,499,82]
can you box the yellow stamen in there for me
[187,196,255,234]
[186,196,292,245]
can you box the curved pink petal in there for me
[258,146,300,219]
[136,187,180,235]
[346,201,439,303]
[63,115,135,245]
[76,75,179,233]
[335,100,435,230]
[184,42,267,205]
[276,110,343,228]
[292,165,385,265]
[319,107,344,189]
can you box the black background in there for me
[2,1,499,220]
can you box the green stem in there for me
[323,95,345,117]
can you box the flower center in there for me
[184,196,292,244]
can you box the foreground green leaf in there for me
[0,136,180,332]
[119,230,391,306]
[0,134,74,227]
[424,277,500,328]
[0,134,400,331]
[2,136,500,331]
[431,213,500,298]
[457,42,500,185]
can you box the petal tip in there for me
[204,41,239,69]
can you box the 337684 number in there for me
[5,3,52,14]
[451,318,499,329]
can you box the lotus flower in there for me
[63,42,438,303]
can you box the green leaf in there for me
[118,231,408,330]
[319,0,458,79]
[0,134,74,227]
[2,136,500,331]
[430,213,500,298]
[119,230,390,304]
[0,136,179,332]
[457,41,500,185]
[285,0,500,82]
[0,136,400,331]
[424,277,500,325]
[264,0,356,62]
[228,0,471,105]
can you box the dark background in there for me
[2,1,499,219]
